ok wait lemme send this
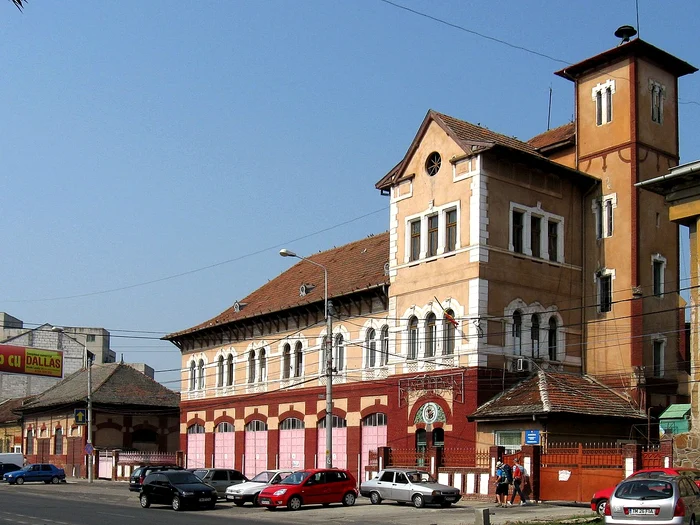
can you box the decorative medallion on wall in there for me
[414,401,446,424]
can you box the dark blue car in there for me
[3,463,66,485]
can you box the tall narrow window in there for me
[599,273,612,313]
[445,209,457,253]
[531,314,540,358]
[593,80,614,125]
[54,428,63,456]
[531,216,541,258]
[605,86,613,123]
[294,342,303,377]
[335,334,345,372]
[427,215,439,257]
[653,340,664,377]
[548,318,557,361]
[410,220,421,262]
[513,211,524,254]
[548,221,559,262]
[513,311,522,355]
[197,359,205,390]
[650,81,665,124]
[408,316,418,359]
[282,343,291,379]
[425,313,436,358]
[259,349,267,382]
[652,255,666,297]
[366,328,377,368]
[596,90,603,126]
[217,356,224,387]
[380,325,389,365]
[248,351,255,383]
[26,429,34,455]
[226,355,234,386]
[595,199,604,239]
[443,309,455,355]
[605,200,613,237]
[189,361,196,391]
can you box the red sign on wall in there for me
[0,345,64,378]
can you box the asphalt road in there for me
[0,480,598,525]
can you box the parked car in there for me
[0,463,22,477]
[604,475,700,525]
[139,470,217,511]
[225,469,294,506]
[3,463,66,485]
[129,464,183,492]
[592,468,700,515]
[257,468,357,511]
[190,468,247,497]
[360,467,461,508]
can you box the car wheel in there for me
[172,496,182,511]
[253,493,261,507]
[287,495,302,511]
[140,494,150,508]
[234,501,245,507]
[342,492,356,507]
[51,476,60,484]
[412,493,425,508]
[370,491,382,505]
[15,477,24,485]
[596,499,607,516]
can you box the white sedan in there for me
[225,469,294,506]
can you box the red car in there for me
[590,467,700,515]
[257,468,358,511]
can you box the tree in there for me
[11,0,25,9]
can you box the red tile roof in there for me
[166,233,390,340]
[528,122,575,151]
[469,370,646,421]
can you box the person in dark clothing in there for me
[509,457,528,506]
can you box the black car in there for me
[0,463,22,478]
[139,470,217,511]
[129,465,183,492]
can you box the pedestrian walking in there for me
[494,461,509,506]
[509,457,528,506]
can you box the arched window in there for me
[366,328,377,368]
[443,309,455,355]
[415,429,427,466]
[335,334,345,372]
[380,325,389,365]
[432,427,444,448]
[226,354,234,386]
[548,317,558,361]
[248,351,255,384]
[408,316,418,359]
[259,349,267,382]
[26,429,34,455]
[294,342,303,377]
[512,310,522,356]
[244,420,267,431]
[216,422,234,432]
[280,418,304,430]
[531,314,540,358]
[318,415,347,429]
[197,359,205,390]
[362,413,387,426]
[217,355,224,387]
[54,428,63,455]
[425,313,436,358]
[282,344,291,379]
[189,361,196,391]
[187,424,205,434]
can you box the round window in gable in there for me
[425,152,441,176]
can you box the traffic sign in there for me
[524,429,541,445]
[85,443,94,455]
[74,408,87,425]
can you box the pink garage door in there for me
[279,418,305,470]
[214,422,235,468]
[244,420,268,478]
[317,415,347,469]
[187,424,205,468]
[361,413,387,481]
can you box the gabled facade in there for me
[167,33,696,478]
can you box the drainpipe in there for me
[581,179,600,375]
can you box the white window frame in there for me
[592,193,617,239]
[403,202,461,264]
[596,268,616,313]
[495,430,522,454]
[649,79,666,124]
[592,79,615,126]
[509,202,565,263]
[651,334,666,378]
[652,253,667,297]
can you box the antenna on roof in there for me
[547,85,552,131]
[614,25,637,45]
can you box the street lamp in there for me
[52,326,93,483]
[280,248,334,468]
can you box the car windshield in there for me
[406,471,436,483]
[251,471,276,483]
[192,469,207,479]
[279,471,309,485]
[168,472,203,485]
[615,480,674,500]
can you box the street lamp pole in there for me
[280,249,333,468]
[52,326,93,483]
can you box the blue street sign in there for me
[74,408,87,425]
[524,429,541,445]
[84,443,94,455]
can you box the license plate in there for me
[199,497,211,502]
[445,497,457,501]
[260,498,271,505]
[628,508,656,515]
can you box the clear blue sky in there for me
[2,1,699,390]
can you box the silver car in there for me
[225,469,294,506]
[191,468,247,498]
[606,476,700,525]
[359,468,462,508]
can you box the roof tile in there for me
[528,122,575,150]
